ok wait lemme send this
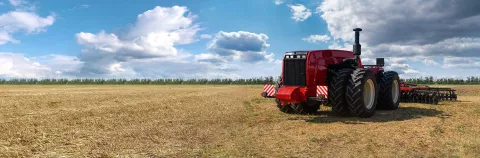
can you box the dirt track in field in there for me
[0,85,479,157]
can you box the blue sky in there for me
[1,0,329,56]
[1,0,479,79]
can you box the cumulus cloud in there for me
[8,0,26,7]
[380,57,419,75]
[443,57,480,69]
[288,4,311,22]
[0,53,82,78]
[362,57,420,76]
[319,0,472,44]
[318,0,480,57]
[422,59,440,66]
[194,53,226,64]
[0,10,55,45]
[302,34,331,44]
[0,53,49,78]
[385,64,419,75]
[120,58,244,79]
[75,6,201,75]
[274,0,284,5]
[35,54,84,76]
[71,6,277,79]
[205,31,274,63]
[371,38,480,58]
[0,5,281,79]
[199,34,212,39]
[361,58,376,65]
[317,0,480,77]
[8,0,36,11]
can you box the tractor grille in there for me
[283,59,306,86]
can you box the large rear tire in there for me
[328,69,354,116]
[377,71,400,110]
[346,69,378,118]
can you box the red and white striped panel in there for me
[317,86,328,98]
[263,84,276,96]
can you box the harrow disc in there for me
[399,87,457,105]
[432,93,439,105]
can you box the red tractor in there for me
[262,28,400,118]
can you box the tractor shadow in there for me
[305,107,444,124]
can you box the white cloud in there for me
[274,0,284,5]
[0,5,283,79]
[119,58,244,79]
[194,53,226,64]
[75,6,201,75]
[35,54,83,75]
[361,58,375,65]
[67,6,281,79]
[422,59,440,66]
[0,53,81,78]
[302,34,331,44]
[199,34,212,39]
[371,37,480,58]
[443,57,480,69]
[0,11,55,33]
[205,31,274,63]
[317,0,480,78]
[80,4,89,8]
[0,9,55,45]
[389,57,408,64]
[287,4,311,22]
[318,0,480,58]
[8,0,36,11]
[8,0,26,7]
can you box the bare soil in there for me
[0,85,479,157]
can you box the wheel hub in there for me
[392,80,399,103]
[364,79,375,109]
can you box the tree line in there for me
[0,77,277,85]
[402,76,480,85]
[0,76,479,85]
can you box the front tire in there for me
[346,69,378,118]
[377,71,400,110]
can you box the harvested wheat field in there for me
[0,85,479,157]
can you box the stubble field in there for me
[0,85,479,157]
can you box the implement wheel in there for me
[346,69,378,118]
[426,94,432,104]
[290,100,321,114]
[409,92,414,102]
[274,77,294,113]
[276,100,294,113]
[377,71,400,110]
[328,69,354,116]
[432,93,439,105]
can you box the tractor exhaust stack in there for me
[353,28,362,56]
